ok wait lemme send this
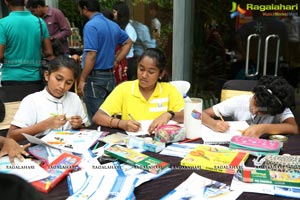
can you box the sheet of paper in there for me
[159,143,200,158]
[99,132,128,144]
[39,130,102,154]
[231,176,274,195]
[125,120,152,136]
[126,120,179,136]
[120,163,171,187]
[22,133,47,145]
[0,157,49,182]
[67,170,136,200]
[201,121,249,144]
[161,172,242,200]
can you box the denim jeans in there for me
[83,71,116,123]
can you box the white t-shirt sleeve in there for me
[280,108,294,122]
[11,95,37,128]
[212,95,252,121]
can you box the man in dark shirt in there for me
[26,0,72,55]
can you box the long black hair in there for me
[113,1,130,30]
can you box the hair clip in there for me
[266,88,273,95]
[259,85,283,106]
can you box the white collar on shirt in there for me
[41,88,67,104]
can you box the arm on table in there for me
[243,117,298,138]
[202,107,230,133]
[7,115,67,141]
[92,109,141,132]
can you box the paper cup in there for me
[184,98,202,139]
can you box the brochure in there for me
[161,172,242,199]
[0,156,49,182]
[24,129,102,154]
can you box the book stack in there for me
[235,167,300,187]
[231,167,300,199]
[180,145,249,174]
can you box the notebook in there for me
[201,121,249,144]
[180,144,249,174]
[104,144,170,174]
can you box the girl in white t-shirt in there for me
[7,56,88,141]
[202,76,298,138]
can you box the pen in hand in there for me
[128,114,142,131]
[128,113,137,121]
[215,109,224,122]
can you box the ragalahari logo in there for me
[230,2,247,18]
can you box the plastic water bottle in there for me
[184,94,192,103]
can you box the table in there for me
[42,128,300,200]
[0,102,20,131]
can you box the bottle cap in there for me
[269,135,288,142]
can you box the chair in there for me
[220,79,257,102]
[0,84,43,136]
[170,80,191,97]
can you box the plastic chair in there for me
[170,80,191,97]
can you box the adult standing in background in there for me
[130,20,157,79]
[77,0,132,123]
[149,2,161,39]
[26,0,72,55]
[113,1,137,82]
[0,0,53,87]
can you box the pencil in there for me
[179,137,201,144]
[215,109,224,122]
[128,114,142,131]
[128,113,136,121]
[219,115,225,122]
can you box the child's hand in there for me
[242,125,263,138]
[212,120,230,132]
[148,113,170,133]
[0,138,30,164]
[50,114,67,129]
[69,115,83,129]
[124,120,141,132]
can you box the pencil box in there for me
[229,135,280,155]
[154,124,185,143]
[264,154,300,173]
[31,152,81,193]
